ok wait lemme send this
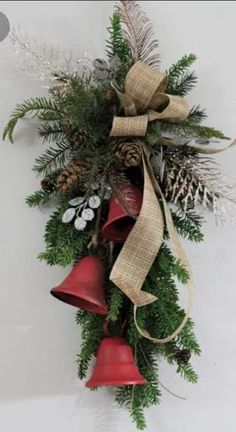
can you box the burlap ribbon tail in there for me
[109,60,235,343]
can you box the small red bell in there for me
[86,337,146,387]
[102,184,142,242]
[50,256,108,315]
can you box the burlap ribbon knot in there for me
[109,61,235,344]
[110,61,189,138]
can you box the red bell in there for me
[102,184,142,242]
[50,256,108,315]
[86,337,146,387]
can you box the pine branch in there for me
[76,312,104,379]
[157,245,189,283]
[188,105,207,124]
[107,281,125,321]
[168,70,197,96]
[172,259,190,284]
[38,204,91,267]
[106,12,130,65]
[130,404,146,430]
[161,120,228,140]
[3,97,63,143]
[116,0,160,67]
[166,53,197,94]
[25,189,54,207]
[171,209,204,242]
[115,385,147,430]
[177,318,201,355]
[33,139,72,175]
[177,362,198,383]
[38,121,67,143]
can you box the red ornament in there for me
[86,337,146,387]
[50,256,108,315]
[102,184,142,242]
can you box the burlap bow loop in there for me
[110,61,189,138]
[125,61,168,111]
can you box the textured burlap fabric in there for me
[110,115,148,137]
[133,155,195,343]
[125,61,167,110]
[110,150,164,306]
[110,61,189,138]
[110,144,195,342]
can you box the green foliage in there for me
[62,78,113,137]
[38,204,91,267]
[146,121,162,147]
[107,281,125,321]
[38,121,67,143]
[188,105,207,124]
[147,112,224,149]
[177,318,201,355]
[171,209,204,242]
[106,12,130,66]
[76,311,105,379]
[162,119,228,140]
[115,385,146,430]
[3,97,63,142]
[169,70,197,97]
[177,362,198,383]
[33,139,72,175]
[166,53,197,96]
[26,189,53,207]
[25,170,61,207]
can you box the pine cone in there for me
[175,348,191,364]
[116,141,142,168]
[41,177,55,193]
[56,159,86,193]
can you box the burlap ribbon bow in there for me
[109,61,235,344]
[110,61,189,138]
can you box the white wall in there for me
[1,1,236,431]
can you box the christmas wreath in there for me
[4,1,236,429]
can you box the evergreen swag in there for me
[4,1,235,429]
